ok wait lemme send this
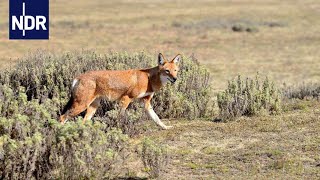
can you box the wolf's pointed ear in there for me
[158,53,166,65]
[172,54,181,64]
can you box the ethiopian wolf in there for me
[59,53,181,130]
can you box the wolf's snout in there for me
[169,77,177,84]
[173,77,177,82]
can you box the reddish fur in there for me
[59,53,181,128]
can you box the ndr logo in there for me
[9,0,49,40]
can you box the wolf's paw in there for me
[163,125,173,130]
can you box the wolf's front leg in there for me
[144,95,172,130]
[146,107,173,129]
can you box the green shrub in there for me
[137,138,168,178]
[282,82,320,100]
[217,74,281,121]
[0,51,213,178]
[0,50,213,134]
[0,84,128,179]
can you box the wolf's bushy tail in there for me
[61,79,79,115]
[61,96,74,115]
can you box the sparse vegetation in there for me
[171,19,283,32]
[283,82,320,100]
[217,74,281,121]
[137,138,169,178]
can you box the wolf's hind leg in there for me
[83,98,101,124]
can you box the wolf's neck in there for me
[147,66,164,92]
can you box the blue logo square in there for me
[9,0,49,40]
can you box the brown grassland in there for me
[0,0,319,179]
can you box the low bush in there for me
[0,85,128,179]
[137,138,169,178]
[282,82,320,100]
[217,74,281,121]
[0,51,213,133]
[0,51,213,178]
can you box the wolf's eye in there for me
[165,70,170,74]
